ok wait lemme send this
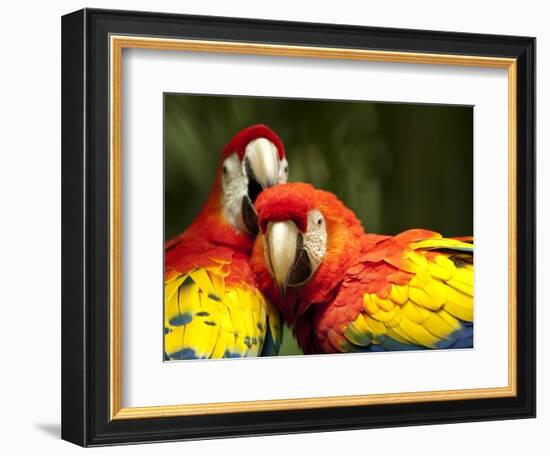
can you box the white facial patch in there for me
[303,209,328,273]
[221,152,248,232]
[221,139,289,233]
[278,157,289,183]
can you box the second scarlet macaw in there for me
[251,183,473,354]
[165,125,288,360]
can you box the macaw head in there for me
[254,183,364,305]
[219,124,288,235]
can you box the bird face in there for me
[263,209,327,294]
[255,183,333,294]
[220,125,288,235]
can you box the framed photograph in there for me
[61,8,535,446]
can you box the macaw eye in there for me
[223,165,228,175]
[283,165,288,174]
[317,218,323,226]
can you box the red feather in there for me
[251,183,473,354]
[221,124,286,161]
[167,125,285,284]
[255,183,315,233]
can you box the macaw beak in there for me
[265,221,312,295]
[244,138,280,193]
[241,138,281,234]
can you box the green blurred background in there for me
[164,94,473,356]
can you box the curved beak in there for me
[241,138,281,235]
[265,220,314,295]
[244,138,280,191]
[265,221,299,295]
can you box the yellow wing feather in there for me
[344,238,473,352]
[164,264,281,360]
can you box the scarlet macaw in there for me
[164,125,288,360]
[251,183,473,354]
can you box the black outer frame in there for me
[61,8,536,447]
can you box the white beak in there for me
[245,138,280,189]
[265,221,299,293]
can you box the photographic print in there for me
[163,94,474,360]
[62,10,535,444]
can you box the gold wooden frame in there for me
[109,35,518,420]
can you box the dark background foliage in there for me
[164,94,473,355]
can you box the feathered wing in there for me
[164,240,282,360]
[320,229,473,353]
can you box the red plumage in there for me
[164,170,252,284]
[164,125,289,360]
[256,183,314,233]
[166,124,285,283]
[221,124,286,161]
[251,183,474,354]
[253,183,370,352]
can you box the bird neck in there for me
[296,211,366,313]
[292,231,390,354]
[186,174,253,256]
